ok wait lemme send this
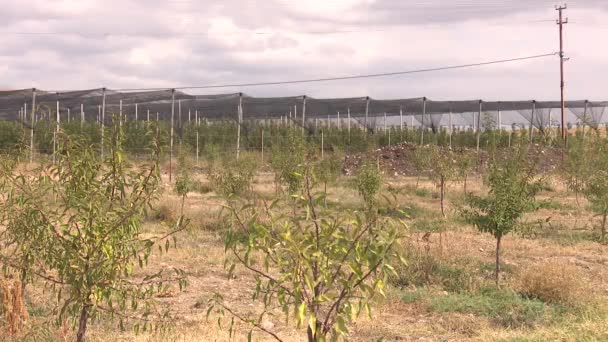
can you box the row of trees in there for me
[3,118,601,158]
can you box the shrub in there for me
[355,162,382,211]
[210,155,258,197]
[516,261,587,306]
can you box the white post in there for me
[178,99,182,138]
[302,96,307,133]
[156,112,159,122]
[347,107,351,141]
[476,100,482,153]
[321,131,324,159]
[30,88,36,164]
[67,108,70,123]
[384,112,387,132]
[188,109,191,123]
[261,129,264,163]
[80,103,84,128]
[53,99,59,164]
[196,129,199,166]
[449,108,453,149]
[337,111,341,130]
[497,102,502,131]
[101,88,106,159]
[237,93,242,160]
[420,97,426,145]
[135,103,138,122]
[529,101,535,145]
[170,89,175,181]
[365,96,370,133]
[582,100,589,142]
[120,100,124,127]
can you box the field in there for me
[2,126,608,342]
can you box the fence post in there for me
[170,88,175,181]
[302,95,307,134]
[529,100,535,147]
[579,100,588,145]
[399,106,403,142]
[365,96,370,134]
[53,97,60,164]
[420,97,426,145]
[347,107,351,144]
[30,88,36,164]
[476,100,482,153]
[101,88,106,159]
[449,105,453,149]
[237,92,242,160]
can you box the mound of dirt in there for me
[343,143,563,177]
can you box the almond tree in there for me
[211,168,403,341]
[461,150,539,285]
[0,121,187,342]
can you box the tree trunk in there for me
[495,235,502,286]
[76,304,91,342]
[306,323,323,342]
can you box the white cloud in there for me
[0,0,606,102]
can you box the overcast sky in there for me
[1,0,607,100]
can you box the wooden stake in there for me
[321,131,324,159]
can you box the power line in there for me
[101,52,557,92]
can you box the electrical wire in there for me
[97,52,558,92]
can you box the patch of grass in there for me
[479,261,514,276]
[414,187,431,198]
[425,287,562,328]
[401,203,436,219]
[536,199,565,210]
[192,180,213,194]
[515,261,589,307]
[389,242,478,293]
[517,221,597,245]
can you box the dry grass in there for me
[4,168,608,341]
[1,277,28,336]
[515,261,589,307]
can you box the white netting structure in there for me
[568,102,607,129]
[1,88,607,129]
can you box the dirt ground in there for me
[7,165,608,342]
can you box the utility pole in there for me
[556,4,568,143]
